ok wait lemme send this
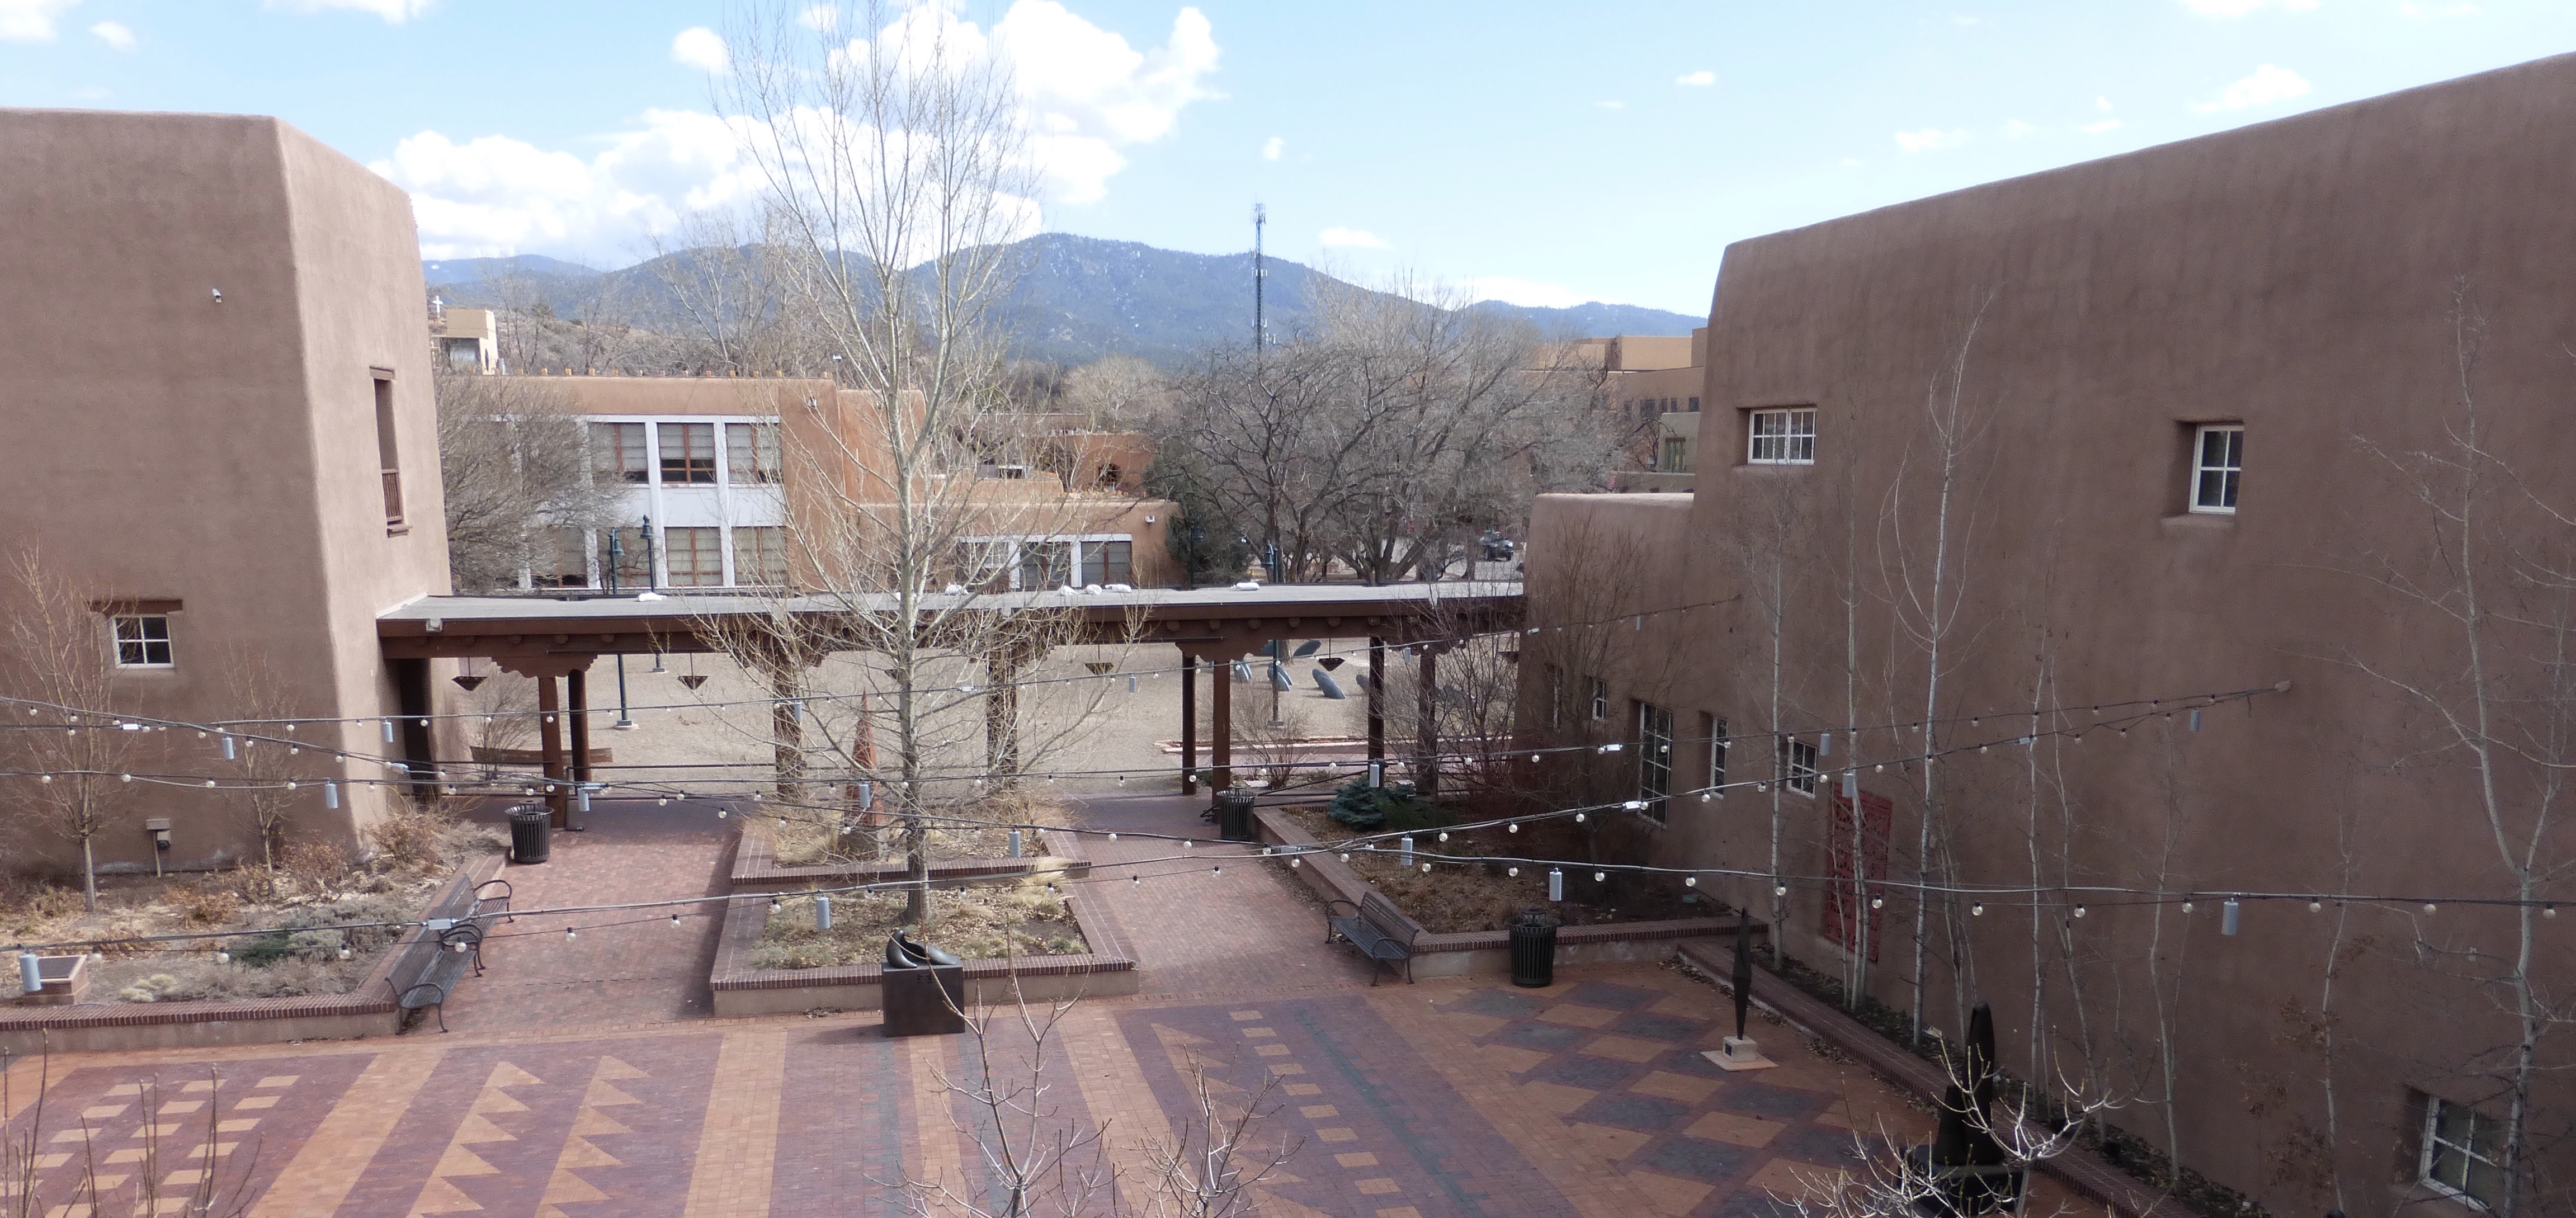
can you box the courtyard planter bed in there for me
[708,828,1136,1017]
[1256,805,1758,979]
[0,855,507,1055]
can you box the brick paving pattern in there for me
[0,791,2088,1216]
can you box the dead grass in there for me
[766,790,1074,867]
[749,874,1087,969]
[1280,804,1721,933]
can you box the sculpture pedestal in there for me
[882,965,965,1037]
[1704,1036,1777,1072]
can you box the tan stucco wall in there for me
[0,109,445,871]
[1526,53,2576,1214]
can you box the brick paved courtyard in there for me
[2,792,2084,1217]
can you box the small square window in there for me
[1748,408,1817,465]
[1588,678,1610,722]
[1636,702,1673,822]
[112,615,172,668]
[2191,424,2242,514]
[1779,736,1818,795]
[2422,1096,2506,1210]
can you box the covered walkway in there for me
[376,583,1523,825]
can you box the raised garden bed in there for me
[0,854,508,1055]
[1257,806,1753,979]
[732,795,1092,890]
[1274,803,1716,932]
[751,874,1086,969]
[708,828,1135,1017]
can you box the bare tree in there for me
[2334,294,2576,1217]
[215,646,304,873]
[1061,355,1168,432]
[1136,1058,1302,1217]
[0,548,140,911]
[643,210,818,375]
[435,369,626,592]
[890,984,1119,1217]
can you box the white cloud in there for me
[1840,157,1863,168]
[2174,0,2317,15]
[796,3,837,32]
[2080,118,2123,134]
[2192,64,2310,112]
[380,2,1221,259]
[2096,95,2114,111]
[88,18,130,49]
[2398,2,2478,15]
[1894,128,1968,153]
[1466,277,1622,309]
[1319,227,1389,249]
[1594,100,1625,110]
[2003,119,2036,138]
[672,26,728,73]
[1261,135,1282,161]
[262,0,436,22]
[1675,70,1714,87]
[0,0,81,43]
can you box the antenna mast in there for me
[1253,202,1267,354]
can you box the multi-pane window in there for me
[595,423,649,484]
[534,528,589,588]
[726,422,782,485]
[2422,1097,2506,1210]
[600,526,652,589]
[1019,542,1072,589]
[374,378,403,527]
[665,527,724,587]
[111,615,172,668]
[1705,713,1728,795]
[738,526,790,586]
[1659,436,1690,473]
[1779,736,1818,795]
[1079,540,1134,587]
[1589,678,1610,721]
[2191,424,2243,514]
[1748,407,1817,465]
[659,423,718,485]
[1637,702,1673,822]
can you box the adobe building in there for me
[0,109,456,871]
[1526,56,2576,1215]
[499,375,1179,593]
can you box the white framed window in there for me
[2191,424,2243,514]
[111,615,173,668]
[1588,677,1609,722]
[1637,702,1673,822]
[1705,713,1728,795]
[1748,408,1817,465]
[1779,736,1818,796]
[2421,1096,2506,1210]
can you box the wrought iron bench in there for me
[1324,892,1418,985]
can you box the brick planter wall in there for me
[1254,806,1759,977]
[708,829,1136,1017]
[0,853,508,1055]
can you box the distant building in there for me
[430,305,499,374]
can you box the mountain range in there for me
[420,234,1701,368]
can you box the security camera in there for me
[210,288,223,303]
[144,818,172,851]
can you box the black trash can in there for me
[1507,908,1560,988]
[1216,785,1257,843]
[508,804,551,865]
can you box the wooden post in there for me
[1415,644,1438,799]
[537,674,568,829]
[1180,652,1199,795]
[1367,637,1385,766]
[567,666,591,826]
[1210,653,1233,796]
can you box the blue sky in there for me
[6,0,2575,314]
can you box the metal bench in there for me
[395,879,511,1032]
[1324,892,1419,985]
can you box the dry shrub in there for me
[105,956,366,1003]
[366,797,455,875]
[171,882,240,926]
[770,791,1073,866]
[0,880,84,934]
[279,838,352,895]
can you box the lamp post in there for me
[606,531,636,730]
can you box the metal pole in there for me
[607,531,634,728]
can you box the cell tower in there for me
[1253,202,1267,354]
